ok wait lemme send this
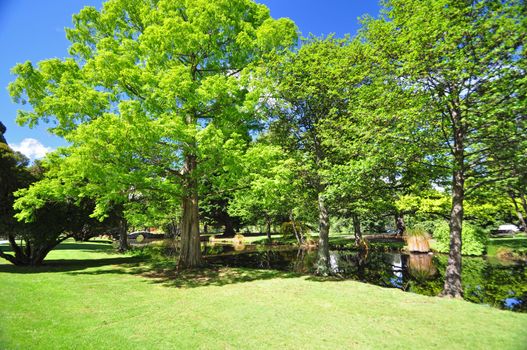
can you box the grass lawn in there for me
[1,241,526,349]
[487,235,527,260]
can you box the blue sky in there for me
[0,0,380,159]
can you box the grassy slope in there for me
[1,242,526,350]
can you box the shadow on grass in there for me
[1,241,299,288]
[53,241,114,251]
[0,256,143,274]
[67,260,299,289]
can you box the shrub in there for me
[432,221,488,256]
[405,226,431,253]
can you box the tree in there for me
[229,142,299,241]
[362,0,526,297]
[0,125,117,266]
[9,0,297,268]
[263,37,361,274]
[0,127,35,264]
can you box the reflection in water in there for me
[204,243,527,312]
[407,254,437,281]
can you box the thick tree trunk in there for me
[352,213,362,246]
[266,218,272,241]
[395,212,406,237]
[223,219,236,238]
[510,192,527,230]
[442,118,464,298]
[118,218,128,253]
[178,153,202,269]
[316,193,331,275]
[30,245,53,266]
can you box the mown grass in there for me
[487,235,527,262]
[1,241,526,350]
[488,235,527,253]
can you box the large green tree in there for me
[9,0,297,268]
[263,37,358,274]
[363,0,526,297]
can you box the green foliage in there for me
[0,143,34,238]
[228,143,300,227]
[433,221,489,256]
[280,221,310,238]
[405,226,430,238]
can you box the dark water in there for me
[202,244,527,312]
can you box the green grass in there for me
[487,235,527,257]
[1,241,526,349]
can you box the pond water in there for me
[201,244,527,312]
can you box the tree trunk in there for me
[352,213,362,246]
[289,212,305,245]
[519,193,527,224]
[395,212,406,237]
[118,218,128,253]
[510,192,527,230]
[266,218,272,241]
[316,193,331,275]
[0,235,66,266]
[30,245,53,266]
[178,153,202,269]
[7,234,27,263]
[169,218,179,238]
[442,117,464,298]
[223,219,236,237]
[0,247,20,265]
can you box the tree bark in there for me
[316,193,331,275]
[395,212,406,237]
[178,152,202,269]
[289,212,305,245]
[442,114,464,298]
[8,234,26,263]
[0,248,20,265]
[510,192,527,230]
[519,193,527,224]
[118,218,129,253]
[223,219,236,238]
[266,218,272,241]
[352,213,362,246]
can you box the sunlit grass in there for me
[1,241,526,349]
[487,236,527,261]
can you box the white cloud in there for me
[11,138,53,160]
